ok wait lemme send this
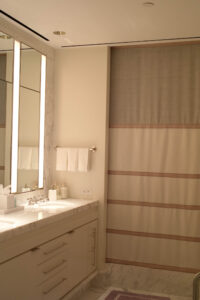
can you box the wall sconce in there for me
[38,55,46,188]
[11,40,20,193]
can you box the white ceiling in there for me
[1,0,200,48]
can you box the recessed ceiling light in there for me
[0,34,11,39]
[53,31,66,36]
[143,2,155,7]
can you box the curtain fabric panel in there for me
[107,45,200,273]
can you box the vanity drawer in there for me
[35,251,68,284]
[31,234,69,264]
[38,267,69,300]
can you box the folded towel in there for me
[18,147,32,169]
[78,148,89,172]
[31,147,39,170]
[56,148,68,171]
[67,148,78,171]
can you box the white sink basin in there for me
[38,201,74,209]
[0,219,15,231]
[25,201,77,212]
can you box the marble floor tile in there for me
[64,263,195,299]
[72,286,192,300]
[91,264,194,298]
[79,287,107,300]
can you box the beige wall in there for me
[53,46,110,268]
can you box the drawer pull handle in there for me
[43,259,66,274]
[43,242,67,255]
[31,247,39,252]
[92,229,96,266]
[43,277,67,295]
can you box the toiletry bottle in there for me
[60,184,68,199]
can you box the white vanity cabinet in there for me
[69,220,97,288]
[0,219,98,300]
[0,251,40,300]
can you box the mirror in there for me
[0,32,14,188]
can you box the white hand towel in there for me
[18,147,32,169]
[31,147,39,170]
[56,147,68,171]
[67,148,78,171]
[78,148,89,172]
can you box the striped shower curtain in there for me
[106,44,200,273]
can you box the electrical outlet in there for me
[81,189,92,199]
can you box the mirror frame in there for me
[10,39,46,193]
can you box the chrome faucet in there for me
[27,196,38,205]
[27,195,48,205]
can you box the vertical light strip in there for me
[11,41,20,193]
[38,55,46,188]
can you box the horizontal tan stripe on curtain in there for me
[110,124,200,128]
[108,199,200,210]
[107,228,200,243]
[106,258,200,274]
[108,170,200,179]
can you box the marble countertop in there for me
[0,199,98,243]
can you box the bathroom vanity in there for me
[0,199,98,300]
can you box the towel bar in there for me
[89,146,97,152]
[55,146,97,152]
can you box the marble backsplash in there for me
[15,189,46,206]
